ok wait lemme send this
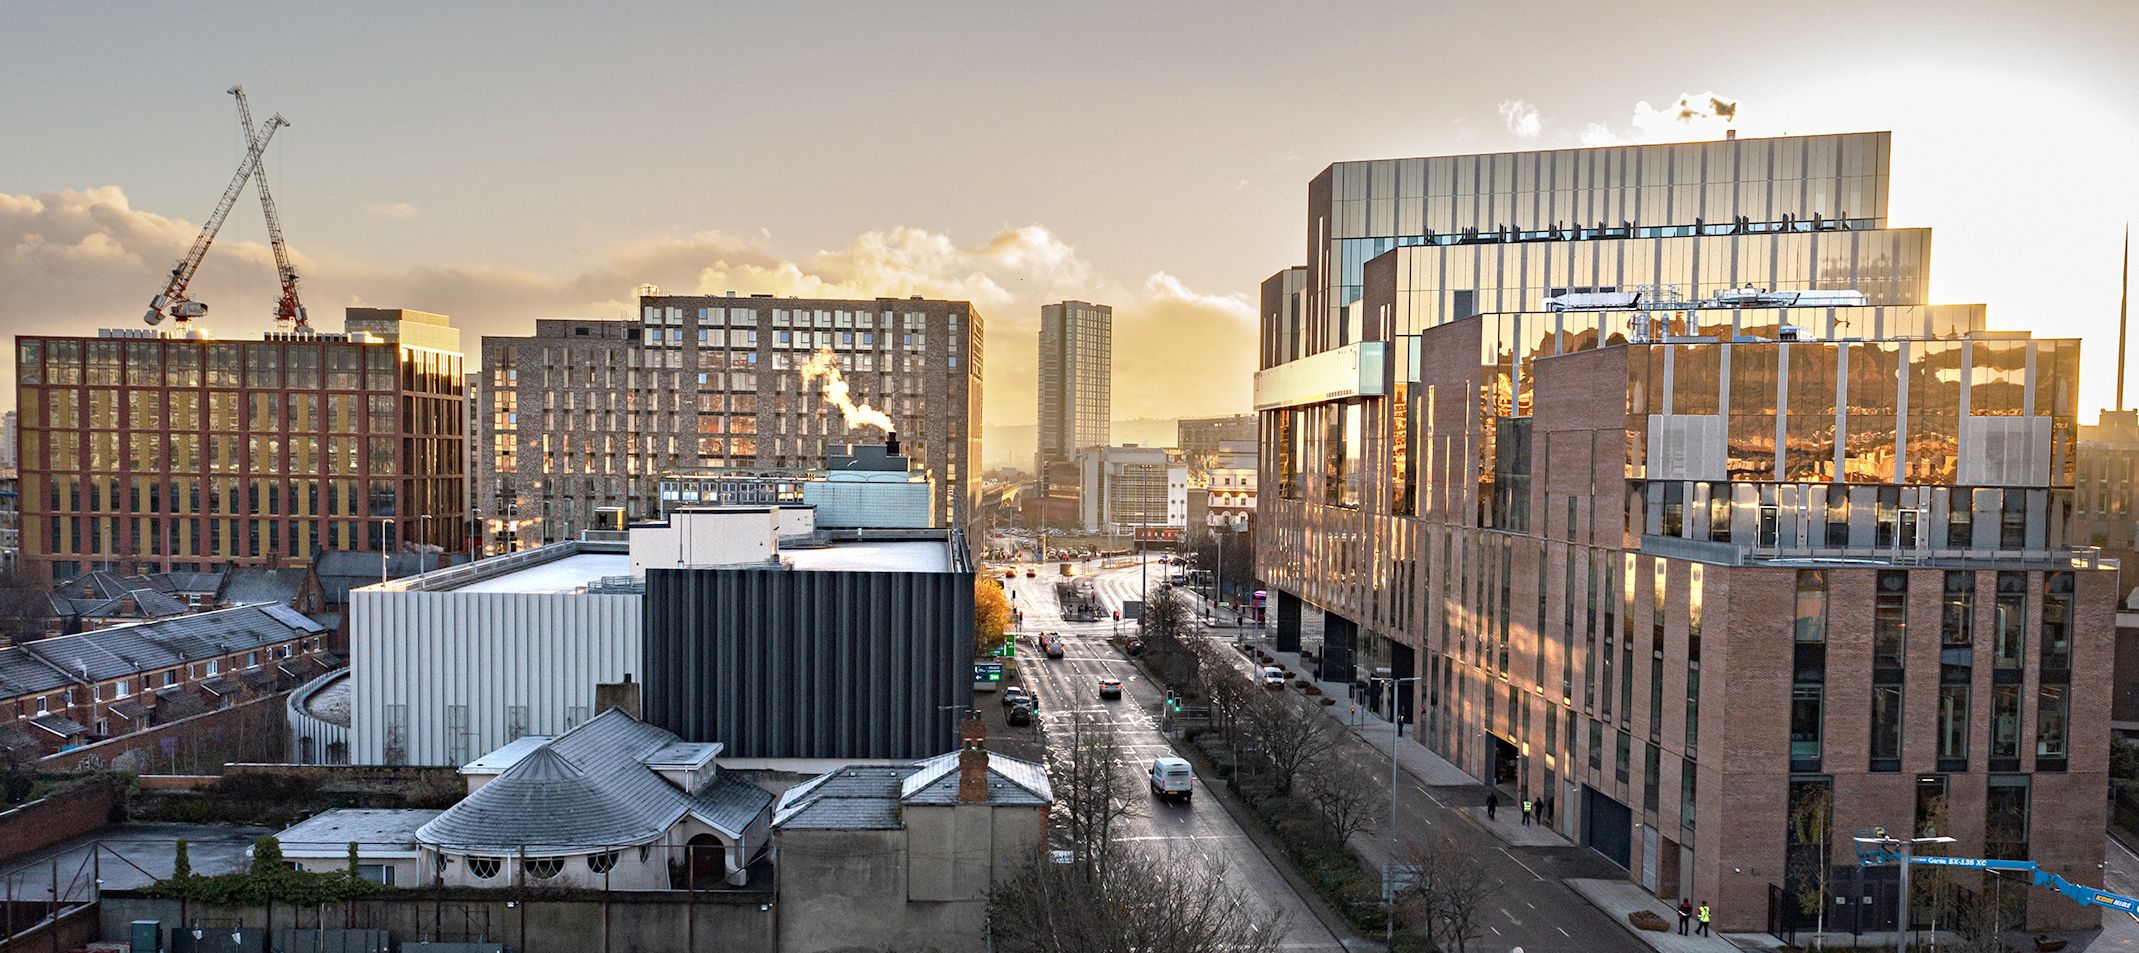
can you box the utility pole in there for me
[2119,223,2130,410]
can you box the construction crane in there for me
[1856,835,2139,925]
[230,85,308,331]
[142,94,287,328]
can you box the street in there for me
[1002,555,1350,952]
[998,550,1646,953]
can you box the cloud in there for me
[1582,90,1743,145]
[1497,99,1543,138]
[364,201,420,220]
[0,186,1255,462]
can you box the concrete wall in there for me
[350,588,641,765]
[100,891,776,953]
[630,510,778,573]
[776,829,985,953]
[0,780,114,861]
[286,668,351,764]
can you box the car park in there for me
[1098,677,1122,699]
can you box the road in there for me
[1002,551,1645,953]
[1003,556,1350,952]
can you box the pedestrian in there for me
[1521,797,1533,826]
[1677,898,1693,935]
[1696,901,1711,937]
[1486,791,1499,820]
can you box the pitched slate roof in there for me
[28,714,86,738]
[76,589,190,621]
[313,551,461,602]
[415,709,774,857]
[0,650,73,698]
[9,604,323,685]
[774,749,1052,830]
[222,568,308,607]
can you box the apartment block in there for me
[476,295,981,551]
[1036,300,1112,470]
[13,310,466,583]
[1256,132,2109,932]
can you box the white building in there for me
[348,539,641,765]
[1202,438,1258,530]
[1075,445,1187,534]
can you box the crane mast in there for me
[231,86,308,331]
[143,98,286,328]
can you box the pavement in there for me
[1003,556,1352,951]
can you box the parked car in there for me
[1124,637,1143,655]
[1261,666,1286,689]
[1007,704,1033,727]
[1148,757,1194,802]
[1001,686,1030,709]
[1098,677,1122,700]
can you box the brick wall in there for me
[0,780,115,862]
[220,763,461,800]
[37,694,284,775]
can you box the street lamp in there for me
[1377,674,1421,952]
[418,514,435,576]
[377,517,395,584]
[1851,829,1955,953]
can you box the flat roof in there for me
[787,540,949,574]
[450,554,632,593]
[459,735,552,775]
[277,808,442,855]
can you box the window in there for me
[1872,571,1908,673]
[2036,685,2069,767]
[1990,685,2022,769]
[1794,570,1827,642]
[1790,685,1824,765]
[1993,572,2026,673]
[526,857,564,880]
[1870,685,1904,771]
[2040,572,2073,674]
[357,863,395,885]
[587,851,619,874]
[467,856,502,880]
[1680,761,1698,834]
[1936,684,1969,766]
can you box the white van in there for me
[1149,757,1194,802]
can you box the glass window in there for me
[2040,572,2073,673]
[1937,684,1969,764]
[1794,570,1827,642]
[1872,571,1908,672]
[1790,684,1823,763]
[1941,571,1974,646]
[2036,685,2068,765]
[1870,684,1903,770]
[1994,572,2027,671]
[1990,685,2022,762]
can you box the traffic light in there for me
[1165,692,1182,713]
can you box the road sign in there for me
[1121,600,1142,620]
[973,663,1004,683]
[1134,527,1181,543]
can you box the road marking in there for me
[1500,907,1522,926]
[1525,900,1536,910]
[1498,846,1546,881]
[1489,926,1502,936]
[1557,927,1571,937]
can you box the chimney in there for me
[595,674,642,720]
[118,594,137,614]
[885,431,901,457]
[1725,128,1738,141]
[958,709,989,804]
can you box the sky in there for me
[3,2,2137,466]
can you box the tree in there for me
[1192,640,1251,744]
[250,836,286,876]
[1049,714,1143,884]
[1141,585,1202,691]
[0,730,40,803]
[989,846,1285,953]
[347,842,361,878]
[172,838,193,880]
[1394,838,1502,953]
[1301,756,1384,848]
[1787,782,1833,948]
[0,568,53,644]
[975,578,1012,656]
[1242,690,1341,795]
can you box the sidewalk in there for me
[1565,879,1774,953]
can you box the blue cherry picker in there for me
[1855,829,2139,932]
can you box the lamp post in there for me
[418,514,435,575]
[1380,674,1421,952]
[1851,829,1954,953]
[377,517,395,584]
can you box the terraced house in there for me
[1255,131,2109,932]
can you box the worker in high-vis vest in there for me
[1696,902,1712,936]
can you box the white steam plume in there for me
[1498,99,1543,138]
[800,348,894,432]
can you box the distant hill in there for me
[981,418,1186,470]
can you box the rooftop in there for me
[773,748,1052,831]
[783,540,949,574]
[451,554,632,593]
[278,809,442,857]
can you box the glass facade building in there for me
[1036,300,1113,472]
[1256,132,2112,932]
[14,309,467,582]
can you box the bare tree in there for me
[1787,782,1834,949]
[1395,838,1503,953]
[1192,640,1251,743]
[1242,690,1341,795]
[990,846,1285,953]
[0,568,53,644]
[1048,714,1143,884]
[1302,755,1385,848]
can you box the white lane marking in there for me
[1557,926,1572,937]
[1500,907,1522,925]
[1499,846,1546,881]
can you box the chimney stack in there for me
[958,709,989,803]
[885,430,901,458]
[595,674,642,720]
[1725,128,1737,141]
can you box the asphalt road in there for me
[1002,556,1350,952]
[1001,552,1647,953]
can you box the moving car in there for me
[1043,636,1065,660]
[1148,757,1194,802]
[1261,666,1286,689]
[1007,704,1032,727]
[1025,569,1036,578]
[1098,677,1122,700]
[1001,686,1030,709]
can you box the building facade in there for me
[13,310,466,582]
[1256,132,2110,932]
[1036,300,1112,471]
[476,295,982,553]
[1177,413,1257,461]
[1076,446,1186,535]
